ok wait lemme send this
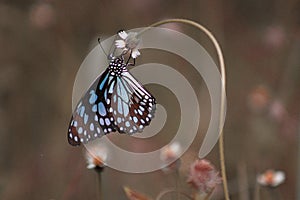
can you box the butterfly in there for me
[67,56,156,146]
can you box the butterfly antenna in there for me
[108,34,117,58]
[97,37,108,57]
[108,32,124,60]
[126,50,131,65]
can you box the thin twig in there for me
[156,188,193,200]
[140,18,230,200]
[297,116,300,200]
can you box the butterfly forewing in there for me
[67,70,115,146]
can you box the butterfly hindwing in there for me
[67,74,109,146]
[108,70,156,134]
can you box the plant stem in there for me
[96,171,102,200]
[204,188,215,200]
[268,188,281,200]
[237,161,249,200]
[254,182,260,200]
[142,18,230,200]
[175,168,180,200]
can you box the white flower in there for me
[115,30,141,58]
[160,142,182,162]
[131,48,141,59]
[85,147,107,169]
[115,39,126,49]
[257,169,285,187]
[118,30,128,40]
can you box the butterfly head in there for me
[108,57,127,76]
[110,57,124,65]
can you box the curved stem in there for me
[156,188,193,200]
[140,19,229,200]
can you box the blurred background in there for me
[0,0,299,199]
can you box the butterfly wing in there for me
[108,70,156,134]
[68,58,156,145]
[67,69,116,146]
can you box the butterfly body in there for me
[68,57,156,146]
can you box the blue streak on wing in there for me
[108,79,115,94]
[99,73,109,90]
[79,106,85,117]
[84,113,88,124]
[119,80,129,102]
[123,101,129,116]
[117,97,123,114]
[89,90,97,104]
[92,104,97,112]
[98,102,106,116]
[113,94,117,103]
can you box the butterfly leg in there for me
[127,58,136,67]
[126,50,133,65]
[125,50,131,65]
[126,50,136,67]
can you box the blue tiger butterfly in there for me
[67,56,156,146]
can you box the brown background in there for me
[0,0,299,199]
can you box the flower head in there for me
[85,146,107,171]
[263,25,286,49]
[257,169,285,187]
[187,159,222,193]
[29,2,55,30]
[269,100,287,122]
[115,30,141,58]
[248,85,270,112]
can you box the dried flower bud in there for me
[187,159,222,193]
